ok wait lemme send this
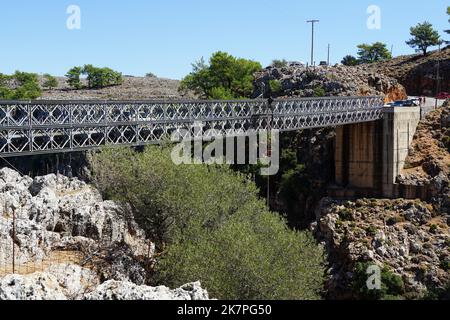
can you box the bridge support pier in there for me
[333,106,421,198]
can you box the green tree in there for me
[43,74,58,90]
[90,146,326,300]
[66,66,83,89]
[180,51,262,99]
[82,64,123,89]
[406,22,441,55]
[341,55,359,66]
[66,65,123,89]
[156,213,325,300]
[357,42,392,64]
[271,59,288,68]
[0,71,41,100]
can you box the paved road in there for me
[408,96,446,119]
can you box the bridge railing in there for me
[0,96,384,156]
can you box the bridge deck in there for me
[0,96,384,157]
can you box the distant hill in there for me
[366,47,450,96]
[39,76,197,101]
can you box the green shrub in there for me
[269,79,283,95]
[313,86,326,97]
[271,59,288,68]
[353,262,405,300]
[66,67,83,89]
[66,65,123,89]
[366,225,377,236]
[0,71,41,100]
[180,51,262,99]
[43,74,58,90]
[156,212,325,300]
[83,64,123,89]
[338,208,354,221]
[90,146,326,300]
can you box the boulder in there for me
[84,281,209,301]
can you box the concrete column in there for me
[334,106,420,198]
[381,106,420,197]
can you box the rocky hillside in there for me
[311,102,450,300]
[0,168,210,300]
[314,197,449,299]
[253,63,407,102]
[368,47,450,96]
[39,76,196,100]
[255,63,407,227]
[398,102,450,213]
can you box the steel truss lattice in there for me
[0,96,384,157]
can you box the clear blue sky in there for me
[0,0,448,79]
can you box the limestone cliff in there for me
[0,168,210,300]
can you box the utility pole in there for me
[307,20,319,66]
[327,44,330,65]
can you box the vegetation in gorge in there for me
[89,146,326,300]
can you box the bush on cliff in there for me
[90,146,326,300]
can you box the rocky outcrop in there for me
[313,198,449,299]
[0,168,150,283]
[253,64,407,102]
[0,267,209,300]
[369,47,450,96]
[398,103,450,215]
[85,280,209,301]
[0,168,211,300]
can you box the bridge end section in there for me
[333,106,421,199]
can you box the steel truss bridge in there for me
[0,96,384,157]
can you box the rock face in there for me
[398,102,450,215]
[0,167,149,283]
[369,47,450,96]
[0,168,210,300]
[313,198,449,299]
[253,63,407,102]
[0,268,209,300]
[85,281,209,301]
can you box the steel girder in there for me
[0,96,384,157]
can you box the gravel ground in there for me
[39,76,197,101]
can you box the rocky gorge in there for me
[253,63,449,299]
[0,168,210,300]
